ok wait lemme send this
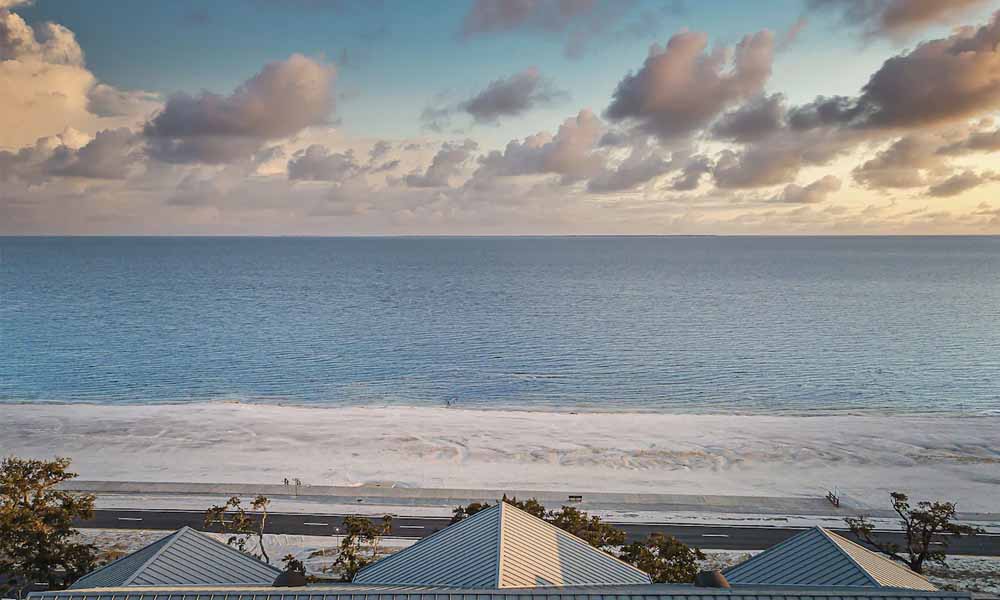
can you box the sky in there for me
[2,0,1000,235]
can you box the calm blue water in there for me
[2,236,999,415]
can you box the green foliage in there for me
[620,533,705,583]
[282,554,306,574]
[0,456,99,598]
[845,491,984,574]
[331,515,393,581]
[204,495,271,564]
[547,506,626,551]
[450,495,546,523]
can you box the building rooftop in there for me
[69,526,281,590]
[723,527,937,591]
[354,502,652,588]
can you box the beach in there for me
[2,402,997,512]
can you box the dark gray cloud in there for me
[144,54,336,164]
[853,135,945,189]
[368,140,392,162]
[711,93,786,142]
[405,139,478,188]
[792,11,1000,130]
[713,128,855,189]
[459,67,565,123]
[927,170,999,197]
[769,175,841,203]
[670,155,712,191]
[287,145,362,181]
[807,0,991,40]
[586,144,675,193]
[605,29,774,140]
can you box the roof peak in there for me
[355,499,650,589]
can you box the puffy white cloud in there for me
[405,139,478,188]
[605,29,774,140]
[476,109,604,183]
[144,54,336,163]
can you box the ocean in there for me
[2,236,999,415]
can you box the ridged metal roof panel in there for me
[353,503,503,588]
[69,527,281,589]
[355,503,650,589]
[723,528,935,591]
[825,530,936,591]
[499,503,650,588]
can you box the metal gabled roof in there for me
[28,583,976,600]
[724,527,936,591]
[70,526,281,589]
[353,501,651,589]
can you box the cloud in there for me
[368,140,392,162]
[927,170,999,197]
[0,127,142,182]
[792,11,1000,130]
[476,109,604,183]
[287,145,362,181]
[807,0,991,41]
[144,53,336,163]
[461,0,596,36]
[853,134,946,189]
[405,139,478,188]
[711,93,786,142]
[713,127,856,189]
[937,123,1000,155]
[586,143,676,193]
[605,29,775,140]
[459,67,565,123]
[670,155,712,190]
[1,9,83,65]
[87,83,160,119]
[769,175,841,203]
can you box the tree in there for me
[620,533,705,583]
[204,495,271,564]
[845,492,983,574]
[0,456,99,598]
[547,506,625,551]
[450,495,546,523]
[330,515,393,581]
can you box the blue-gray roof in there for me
[724,528,936,591]
[353,502,651,588]
[70,527,281,589]
[27,583,974,600]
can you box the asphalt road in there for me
[77,509,1000,556]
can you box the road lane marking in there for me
[701,534,729,538]
[399,525,425,529]
[303,522,329,526]
[117,517,143,521]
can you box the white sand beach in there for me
[1,403,998,512]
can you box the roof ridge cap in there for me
[496,501,507,588]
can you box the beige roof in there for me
[353,501,651,588]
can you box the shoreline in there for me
[1,398,997,418]
[3,403,998,513]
